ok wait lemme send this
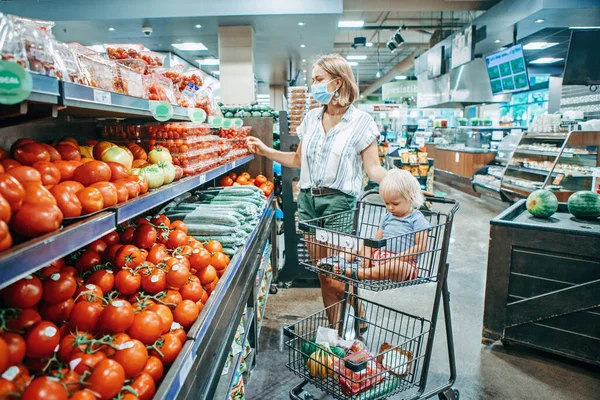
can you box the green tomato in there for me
[147,147,172,164]
[156,161,176,184]
[141,165,164,189]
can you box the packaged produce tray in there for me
[170,146,220,169]
[150,135,221,153]
[147,122,212,139]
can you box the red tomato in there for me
[140,267,166,294]
[50,185,82,218]
[127,174,148,195]
[0,173,25,211]
[205,240,223,253]
[11,202,62,237]
[180,279,205,303]
[74,249,102,273]
[57,180,85,194]
[7,166,41,184]
[92,141,116,161]
[76,187,104,214]
[22,181,56,205]
[21,376,68,400]
[54,143,81,161]
[189,248,211,270]
[70,390,97,400]
[89,182,118,207]
[173,299,200,328]
[1,159,21,171]
[169,220,188,234]
[165,262,190,289]
[147,304,173,334]
[112,339,148,378]
[2,275,43,308]
[219,176,234,186]
[5,308,41,331]
[149,214,170,227]
[198,265,218,286]
[74,283,104,303]
[127,311,163,344]
[87,238,107,254]
[39,297,74,324]
[87,269,115,294]
[72,161,111,186]
[163,290,183,309]
[0,221,11,251]
[1,332,26,366]
[115,268,141,295]
[210,251,229,271]
[142,356,164,383]
[105,161,129,181]
[53,160,78,182]
[113,179,139,199]
[69,351,106,375]
[130,373,156,400]
[25,321,60,358]
[114,244,142,269]
[171,327,186,345]
[147,243,169,264]
[13,143,50,166]
[166,229,188,250]
[102,231,120,246]
[0,377,16,397]
[152,332,182,365]
[133,224,157,249]
[100,299,135,333]
[69,301,104,332]
[40,143,61,162]
[33,161,61,185]
[87,359,125,400]
[119,226,135,244]
[112,181,129,203]
[0,338,8,374]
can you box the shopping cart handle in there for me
[283,326,295,338]
[297,221,310,233]
[424,195,456,205]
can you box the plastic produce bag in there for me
[195,86,222,117]
[9,14,57,76]
[143,73,177,104]
[0,13,28,69]
[52,40,84,83]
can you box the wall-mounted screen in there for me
[485,44,530,95]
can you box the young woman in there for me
[247,54,387,327]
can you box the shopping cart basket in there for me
[284,191,460,400]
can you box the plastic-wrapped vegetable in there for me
[0,13,28,69]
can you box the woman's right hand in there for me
[246,137,268,156]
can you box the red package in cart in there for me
[333,350,387,396]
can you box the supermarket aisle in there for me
[246,184,600,400]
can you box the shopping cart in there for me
[283,191,460,400]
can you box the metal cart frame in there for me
[284,191,460,400]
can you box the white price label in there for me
[179,353,195,387]
[232,160,237,168]
[199,174,206,184]
[455,152,460,163]
[93,89,111,105]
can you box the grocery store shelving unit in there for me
[501,130,600,202]
[0,72,278,400]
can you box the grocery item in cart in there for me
[333,350,387,396]
[143,73,177,103]
[377,343,413,378]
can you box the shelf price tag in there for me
[0,60,33,105]
[232,160,237,168]
[188,107,206,123]
[178,353,195,388]
[93,89,111,105]
[199,174,206,185]
[150,100,174,122]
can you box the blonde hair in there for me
[379,169,424,209]
[314,54,359,107]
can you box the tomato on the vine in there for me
[112,339,148,378]
[162,289,183,309]
[21,376,68,400]
[142,356,164,383]
[198,265,217,286]
[39,297,74,324]
[86,358,125,400]
[25,321,60,359]
[165,262,190,289]
[147,243,169,264]
[115,244,143,269]
[69,390,97,400]
[205,240,223,253]
[119,227,135,245]
[173,299,200,328]
[147,304,173,334]
[5,308,41,331]
[69,300,104,333]
[180,278,205,303]
[130,372,156,400]
[210,251,229,271]
[151,332,183,365]
[100,299,135,333]
[169,220,188,234]
[101,231,120,246]
[140,267,166,294]
[2,275,43,308]
[69,351,106,376]
[87,269,115,294]
[1,332,26,366]
[57,332,90,363]
[104,244,123,264]
[166,229,188,249]
[74,249,102,273]
[189,248,211,271]
[127,310,163,345]
[42,272,77,304]
[150,214,170,227]
[115,268,141,295]
[133,224,157,249]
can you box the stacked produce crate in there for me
[287,86,309,135]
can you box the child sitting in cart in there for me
[322,168,430,282]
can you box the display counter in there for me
[482,200,600,365]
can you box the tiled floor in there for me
[246,184,600,400]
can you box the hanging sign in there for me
[221,119,233,129]
[208,116,224,128]
[232,118,244,127]
[188,108,207,123]
[382,81,418,101]
[150,100,173,122]
[0,61,33,105]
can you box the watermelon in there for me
[568,191,600,220]
[526,189,558,218]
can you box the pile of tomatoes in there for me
[219,172,274,196]
[0,214,229,399]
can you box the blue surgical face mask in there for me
[311,79,337,105]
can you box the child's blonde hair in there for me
[379,168,424,209]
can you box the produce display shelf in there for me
[213,307,255,400]
[0,211,114,289]
[507,165,591,178]
[155,194,275,400]
[29,73,61,104]
[473,181,501,193]
[114,155,254,223]
[513,149,560,157]
[256,271,274,341]
[255,244,272,298]
[61,81,191,120]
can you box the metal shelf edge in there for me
[154,340,196,400]
[0,211,115,289]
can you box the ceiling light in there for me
[347,55,367,60]
[375,71,381,78]
[395,75,407,80]
[108,27,115,31]
[86,45,105,53]
[386,40,397,52]
[393,31,404,45]
[195,24,202,29]
[523,42,559,50]
[300,44,305,48]
[530,57,564,64]
[302,59,306,62]
[303,69,307,73]
[535,19,545,23]
[196,58,219,65]
[348,61,359,66]
[495,39,501,43]
[366,42,373,47]
[172,42,208,51]
[338,20,364,28]
[569,26,600,29]
[213,71,220,75]
[257,94,270,98]
[298,22,305,26]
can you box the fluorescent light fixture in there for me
[195,24,202,29]
[530,57,564,64]
[86,45,105,53]
[375,70,381,78]
[172,42,208,51]
[395,75,407,80]
[303,69,307,73]
[569,26,600,29]
[347,55,367,60]
[196,58,219,65]
[348,61,359,66]
[495,39,501,43]
[338,20,364,28]
[257,94,270,98]
[523,42,558,50]
[213,71,220,75]
[535,19,545,23]
[300,44,305,48]
[302,59,306,62]
[366,42,373,47]
[298,22,305,26]
[108,27,115,31]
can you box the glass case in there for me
[501,130,600,202]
